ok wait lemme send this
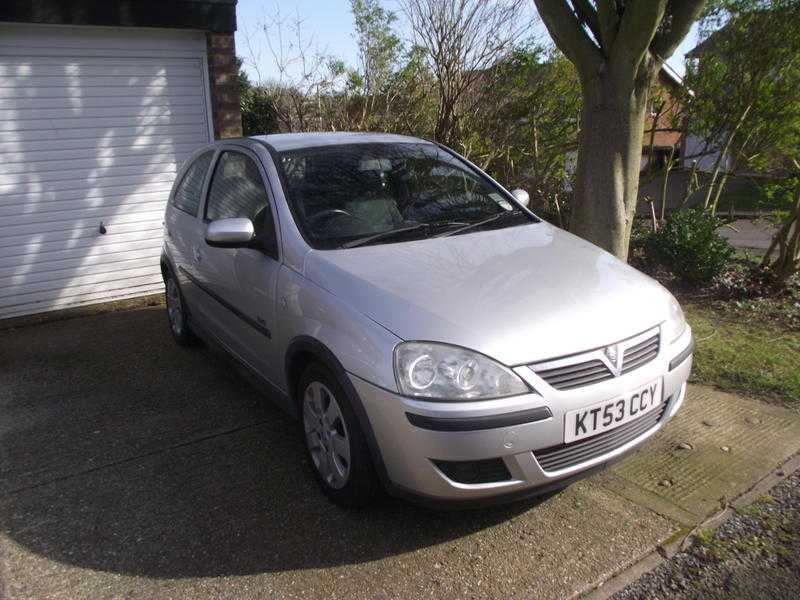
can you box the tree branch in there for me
[610,0,667,73]
[571,0,604,53]
[651,0,707,62]
[595,0,621,53]
[533,0,603,76]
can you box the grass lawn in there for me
[684,302,800,410]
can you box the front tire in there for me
[298,363,379,507]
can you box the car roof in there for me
[250,131,430,152]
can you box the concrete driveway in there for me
[2,307,799,599]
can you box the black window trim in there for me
[200,145,282,261]
[171,150,214,217]
[255,138,538,251]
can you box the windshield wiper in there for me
[435,210,521,238]
[340,220,473,249]
[341,223,431,248]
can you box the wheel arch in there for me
[285,335,391,487]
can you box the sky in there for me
[234,0,699,84]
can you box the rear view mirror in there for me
[510,189,530,208]
[205,218,255,248]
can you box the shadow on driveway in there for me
[0,307,530,579]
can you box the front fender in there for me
[276,266,402,394]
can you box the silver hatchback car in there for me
[161,133,693,508]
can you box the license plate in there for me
[564,379,662,444]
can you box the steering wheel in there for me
[307,209,369,228]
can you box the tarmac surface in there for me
[1,307,798,599]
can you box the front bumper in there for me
[351,326,693,505]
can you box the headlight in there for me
[663,295,687,343]
[394,342,530,400]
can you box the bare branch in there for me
[401,0,532,143]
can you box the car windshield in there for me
[273,142,536,249]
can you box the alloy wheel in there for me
[302,381,351,490]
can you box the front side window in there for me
[275,143,535,249]
[205,151,277,256]
[172,151,213,215]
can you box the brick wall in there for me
[206,32,242,139]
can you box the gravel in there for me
[613,468,800,600]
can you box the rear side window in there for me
[172,151,213,216]
[205,151,271,224]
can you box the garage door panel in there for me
[1,112,206,133]
[4,209,167,238]
[0,234,163,266]
[0,181,174,208]
[1,269,162,302]
[3,202,166,230]
[0,273,164,311]
[0,177,175,205]
[0,62,202,78]
[0,220,165,255]
[0,82,202,99]
[0,132,207,155]
[0,237,163,270]
[2,253,164,286]
[0,103,207,123]
[0,282,166,318]
[0,244,162,277]
[0,123,204,143]
[0,94,203,111]
[0,151,186,176]
[0,54,204,66]
[1,193,169,218]
[0,164,178,190]
[0,74,204,90]
[1,141,199,167]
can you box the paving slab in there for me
[599,386,800,527]
[1,308,799,599]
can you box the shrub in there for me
[241,87,280,136]
[645,208,735,284]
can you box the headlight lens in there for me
[663,295,688,343]
[394,342,530,400]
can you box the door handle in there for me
[193,247,203,263]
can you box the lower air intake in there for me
[432,458,512,484]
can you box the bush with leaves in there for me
[645,209,735,284]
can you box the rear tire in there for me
[164,269,200,347]
[298,363,379,508]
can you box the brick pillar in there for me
[206,32,242,139]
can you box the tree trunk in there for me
[678,160,699,208]
[702,104,752,212]
[660,147,675,221]
[570,76,650,260]
[763,180,800,284]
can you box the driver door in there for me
[193,148,281,381]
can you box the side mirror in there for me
[205,218,255,248]
[511,188,530,208]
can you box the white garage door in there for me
[0,24,213,319]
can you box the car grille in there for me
[529,327,661,391]
[534,360,614,390]
[533,400,669,473]
[621,333,660,374]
